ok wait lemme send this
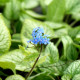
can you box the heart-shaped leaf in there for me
[0,14,11,54]
[0,49,30,71]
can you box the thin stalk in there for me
[65,15,70,23]
[57,76,60,80]
[70,20,77,27]
[48,75,55,80]
[26,44,43,80]
[55,38,61,47]
[11,20,16,34]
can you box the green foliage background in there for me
[0,0,80,80]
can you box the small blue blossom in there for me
[42,38,50,45]
[37,27,44,34]
[28,27,50,45]
[32,37,39,44]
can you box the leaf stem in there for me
[65,15,70,23]
[70,20,77,27]
[55,38,61,47]
[26,44,43,80]
[48,75,55,80]
[11,20,16,34]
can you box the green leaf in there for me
[39,0,53,14]
[23,48,39,61]
[28,72,54,80]
[11,34,22,49]
[20,10,32,22]
[44,21,67,29]
[21,0,39,9]
[68,26,80,39]
[66,0,80,14]
[45,42,59,64]
[61,36,78,60]
[4,0,21,20]
[0,0,10,3]
[0,49,46,71]
[5,75,25,80]
[45,22,70,38]
[12,34,21,43]
[64,60,80,78]
[73,43,80,49]
[21,19,54,46]
[0,49,28,71]
[61,74,71,80]
[75,34,80,42]
[0,61,16,74]
[20,46,47,68]
[1,14,10,29]
[25,10,46,20]
[0,14,11,54]
[72,13,80,20]
[39,60,68,76]
[0,78,2,80]
[66,0,80,20]
[72,74,80,80]
[39,0,46,14]
[53,28,68,38]
[46,0,65,22]
[44,0,53,6]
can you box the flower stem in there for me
[26,44,43,80]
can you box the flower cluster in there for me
[28,27,50,45]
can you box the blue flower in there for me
[32,37,39,44]
[42,37,50,45]
[28,27,50,45]
[37,27,44,34]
